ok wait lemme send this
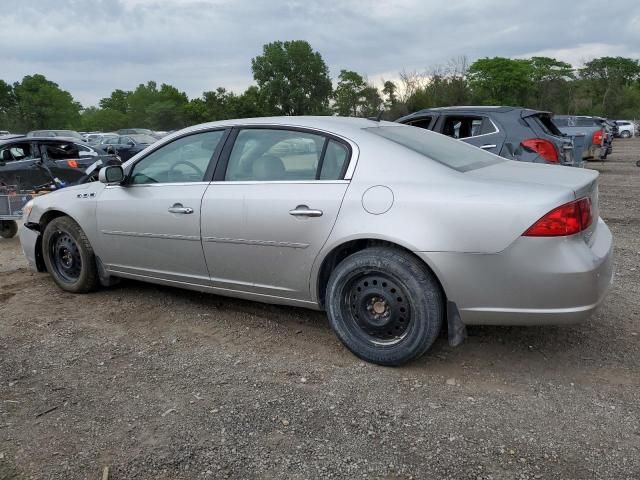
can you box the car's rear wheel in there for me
[326,248,444,366]
[0,220,18,239]
[42,216,99,293]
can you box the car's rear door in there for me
[200,127,353,302]
[96,129,228,285]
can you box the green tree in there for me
[467,57,533,106]
[528,56,575,112]
[80,107,127,131]
[382,81,398,108]
[99,89,130,114]
[0,80,16,131]
[333,70,382,117]
[579,57,640,117]
[333,70,367,116]
[11,74,81,131]
[251,40,332,115]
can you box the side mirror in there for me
[99,165,125,184]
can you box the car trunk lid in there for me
[467,160,599,244]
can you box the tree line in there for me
[1,40,639,133]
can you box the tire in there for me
[42,216,99,293]
[0,220,18,239]
[326,247,444,366]
[620,131,631,139]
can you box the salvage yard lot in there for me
[1,141,639,480]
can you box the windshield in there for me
[130,134,156,144]
[364,125,504,172]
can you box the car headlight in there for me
[22,200,34,221]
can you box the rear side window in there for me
[319,140,349,180]
[44,143,79,160]
[406,117,433,130]
[441,116,495,139]
[366,125,504,172]
[224,129,350,182]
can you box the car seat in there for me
[252,155,285,180]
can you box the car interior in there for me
[0,143,34,162]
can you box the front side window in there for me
[1,143,34,162]
[130,130,224,184]
[225,129,331,181]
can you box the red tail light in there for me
[524,198,593,237]
[592,130,603,144]
[521,138,558,163]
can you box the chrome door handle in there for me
[480,144,497,150]
[289,205,323,217]
[168,203,194,214]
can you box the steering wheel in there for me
[168,160,204,181]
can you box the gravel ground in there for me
[1,139,639,480]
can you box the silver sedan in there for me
[19,117,614,365]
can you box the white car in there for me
[614,120,635,138]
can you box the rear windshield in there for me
[365,125,504,172]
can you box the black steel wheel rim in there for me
[49,230,82,283]
[341,271,412,345]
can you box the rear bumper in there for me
[419,218,614,326]
[19,223,39,271]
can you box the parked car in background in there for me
[26,129,85,142]
[19,117,613,366]
[0,137,120,190]
[396,106,576,166]
[614,120,636,138]
[117,128,169,140]
[0,130,9,136]
[117,128,154,136]
[99,134,156,161]
[552,116,609,161]
[85,133,119,145]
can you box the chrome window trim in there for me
[126,122,361,181]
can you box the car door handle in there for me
[168,203,194,214]
[289,205,323,217]
[480,144,497,150]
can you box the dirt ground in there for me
[1,140,639,480]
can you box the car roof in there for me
[171,116,394,138]
[0,136,90,145]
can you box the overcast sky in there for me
[2,0,639,106]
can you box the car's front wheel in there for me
[326,248,444,366]
[42,216,99,293]
[0,220,18,239]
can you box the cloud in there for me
[1,0,639,106]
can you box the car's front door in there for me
[200,127,353,302]
[96,129,228,285]
[0,141,50,189]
